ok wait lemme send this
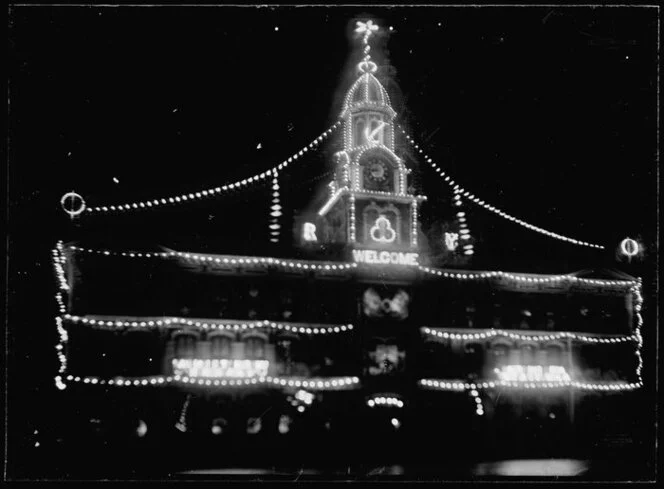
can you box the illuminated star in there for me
[355,20,379,35]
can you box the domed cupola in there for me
[337,21,399,154]
[340,69,396,120]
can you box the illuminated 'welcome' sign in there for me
[172,359,269,378]
[352,249,419,266]
[494,365,571,382]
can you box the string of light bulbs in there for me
[422,327,638,345]
[269,170,281,243]
[399,126,605,250]
[469,388,484,416]
[175,393,192,432]
[419,378,642,392]
[417,265,638,288]
[453,189,475,256]
[631,280,644,383]
[53,242,71,389]
[80,122,341,215]
[67,245,358,272]
[63,314,354,335]
[65,244,637,289]
[367,395,404,408]
[55,374,361,391]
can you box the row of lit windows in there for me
[173,334,268,360]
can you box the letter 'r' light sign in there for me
[303,222,318,242]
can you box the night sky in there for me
[6,5,658,478]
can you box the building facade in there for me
[52,19,644,465]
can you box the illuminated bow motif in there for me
[444,232,459,251]
[363,288,410,319]
[370,215,397,243]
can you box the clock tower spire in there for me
[316,20,427,259]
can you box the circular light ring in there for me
[60,192,86,217]
[619,238,639,257]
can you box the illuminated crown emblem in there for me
[370,215,397,243]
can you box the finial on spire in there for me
[355,20,380,74]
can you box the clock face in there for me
[364,158,389,183]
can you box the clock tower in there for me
[316,20,427,259]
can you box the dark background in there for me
[6,5,658,480]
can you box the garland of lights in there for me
[398,126,605,250]
[52,243,70,292]
[349,194,357,242]
[419,378,642,392]
[175,394,192,432]
[631,280,644,382]
[63,314,354,335]
[410,200,418,247]
[53,242,70,390]
[454,189,475,256]
[417,265,637,288]
[52,243,362,392]
[367,395,404,408]
[68,245,358,272]
[469,388,484,416]
[269,170,281,243]
[65,245,637,288]
[53,242,643,390]
[419,281,645,401]
[422,327,637,345]
[54,374,360,391]
[78,123,340,215]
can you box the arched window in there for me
[491,343,510,369]
[277,336,295,374]
[491,303,503,328]
[545,311,556,330]
[519,309,532,330]
[521,343,538,365]
[279,287,295,320]
[368,116,384,145]
[210,334,232,359]
[545,344,564,366]
[354,117,366,146]
[174,334,197,359]
[465,305,477,328]
[245,336,266,360]
[464,342,483,377]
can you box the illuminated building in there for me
[52,19,644,462]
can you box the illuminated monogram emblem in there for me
[444,232,459,251]
[370,215,397,244]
